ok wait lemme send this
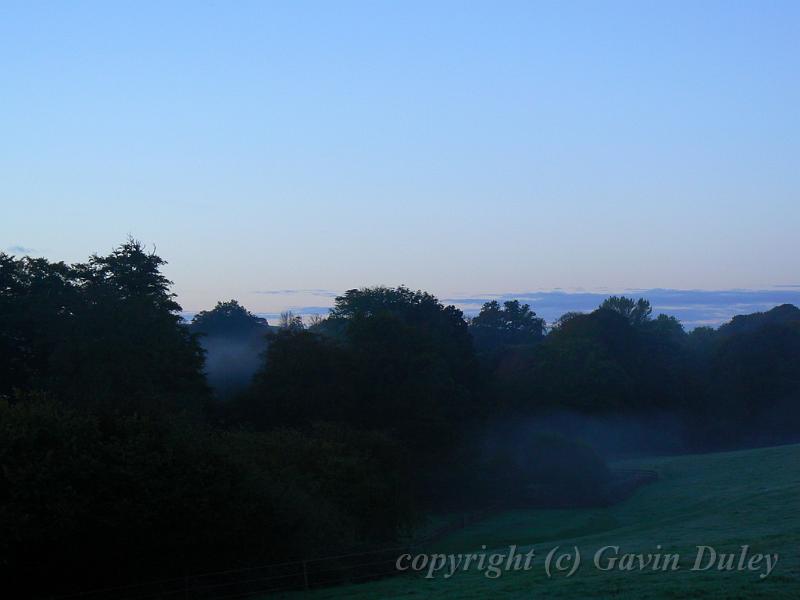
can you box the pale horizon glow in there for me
[173,287,800,330]
[2,1,798,316]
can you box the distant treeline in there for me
[2,240,799,596]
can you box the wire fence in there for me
[51,509,496,600]
[50,472,657,599]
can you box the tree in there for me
[327,286,478,392]
[636,314,690,411]
[600,296,652,327]
[552,311,583,330]
[0,254,79,396]
[242,286,483,457]
[469,299,546,355]
[236,328,357,428]
[494,308,642,414]
[0,397,415,596]
[48,239,209,414]
[717,303,800,337]
[708,307,800,445]
[536,307,688,414]
[190,300,268,338]
[278,310,305,331]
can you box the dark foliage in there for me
[232,328,358,428]
[487,299,800,451]
[239,286,483,455]
[3,242,800,596]
[0,398,415,597]
[469,299,545,358]
[472,429,612,508]
[0,240,209,415]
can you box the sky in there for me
[2,1,799,322]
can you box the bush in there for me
[0,398,415,597]
[477,430,611,508]
[522,432,611,495]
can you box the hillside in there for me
[278,443,800,599]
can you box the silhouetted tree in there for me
[241,286,483,461]
[235,328,357,428]
[637,314,690,411]
[48,239,208,414]
[190,299,268,337]
[525,308,639,412]
[0,254,79,396]
[470,299,545,355]
[329,286,482,448]
[278,310,305,331]
[600,296,652,327]
[709,306,800,445]
[551,311,583,330]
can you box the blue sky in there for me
[2,1,798,318]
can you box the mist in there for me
[199,335,268,399]
[482,410,691,460]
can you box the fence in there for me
[52,509,496,600]
[51,472,657,599]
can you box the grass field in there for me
[275,443,800,598]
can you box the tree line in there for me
[2,240,799,596]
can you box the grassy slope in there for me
[276,443,800,599]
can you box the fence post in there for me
[302,560,309,590]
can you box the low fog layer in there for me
[199,335,268,398]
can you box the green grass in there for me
[273,443,800,598]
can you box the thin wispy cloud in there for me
[252,289,339,298]
[256,306,333,320]
[6,245,35,254]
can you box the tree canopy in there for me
[470,299,546,355]
[600,295,653,327]
[0,239,208,414]
[190,299,269,338]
